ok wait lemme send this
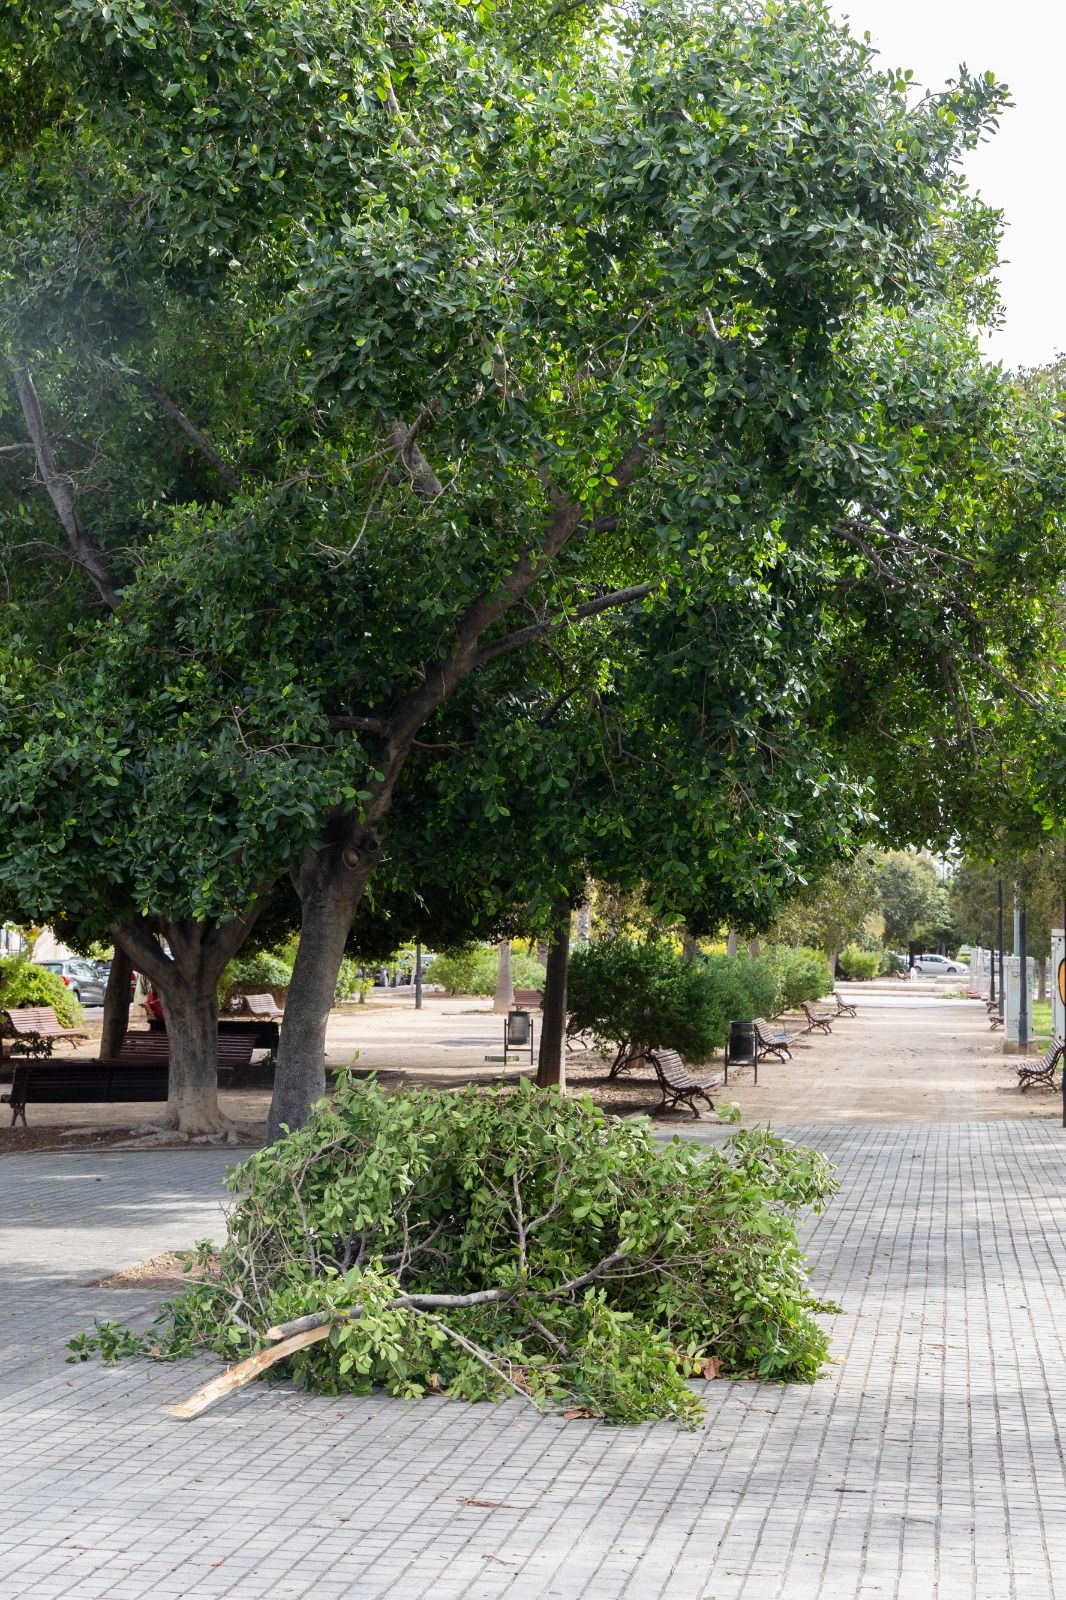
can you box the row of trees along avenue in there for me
[2,0,1065,1135]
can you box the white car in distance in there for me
[911,953,969,978]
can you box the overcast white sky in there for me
[830,1,1064,371]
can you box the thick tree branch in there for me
[358,419,665,822]
[0,441,34,458]
[326,715,392,735]
[143,379,243,491]
[11,367,119,608]
[474,582,657,666]
[388,418,443,499]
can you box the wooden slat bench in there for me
[1017,1039,1064,1092]
[830,991,857,1018]
[513,988,544,1009]
[648,1049,721,1118]
[800,1001,834,1035]
[2,1062,170,1127]
[2,1027,261,1125]
[754,1018,795,1061]
[219,1017,280,1054]
[242,992,284,1019]
[114,1030,260,1080]
[2,1006,88,1060]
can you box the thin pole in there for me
[1018,902,1028,1053]
[992,876,998,1024]
[414,940,423,1010]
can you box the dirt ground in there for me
[0,982,1056,1152]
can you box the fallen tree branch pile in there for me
[70,1079,838,1426]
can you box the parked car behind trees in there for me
[34,957,106,1006]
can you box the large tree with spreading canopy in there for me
[2,0,1064,1133]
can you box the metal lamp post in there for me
[996,878,1005,1024]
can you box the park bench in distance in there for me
[242,992,283,1019]
[513,988,543,1009]
[830,991,857,1018]
[800,1000,834,1035]
[1017,1039,1064,1092]
[754,1018,795,1061]
[1,1006,88,1060]
[647,1048,721,1118]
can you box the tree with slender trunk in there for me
[493,940,514,1016]
[536,905,572,1091]
[99,945,133,1059]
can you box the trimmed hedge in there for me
[763,946,833,1010]
[837,944,879,981]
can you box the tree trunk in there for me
[537,905,571,1090]
[827,949,838,976]
[681,932,697,962]
[726,930,739,957]
[493,939,514,1014]
[113,908,263,1136]
[748,938,761,958]
[100,945,133,1057]
[269,840,374,1142]
[162,977,225,1134]
[575,886,592,943]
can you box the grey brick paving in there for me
[3,1124,1066,1597]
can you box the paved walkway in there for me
[4,1007,1066,1596]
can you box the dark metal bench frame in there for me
[648,1049,721,1119]
[830,990,857,1018]
[3,1061,170,1127]
[1017,1039,1064,1092]
[800,1001,834,1035]
[754,1018,795,1062]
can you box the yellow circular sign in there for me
[1058,958,1066,1008]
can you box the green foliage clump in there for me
[764,947,833,1011]
[568,940,724,1070]
[0,954,83,1028]
[836,945,880,981]
[334,958,368,1002]
[701,952,784,1026]
[70,1081,837,1424]
[230,951,293,990]
[431,944,546,997]
[569,941,788,1072]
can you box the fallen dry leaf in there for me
[562,1407,600,1420]
[457,1496,513,1510]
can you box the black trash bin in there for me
[726,1019,757,1085]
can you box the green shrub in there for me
[230,951,293,990]
[432,943,545,997]
[334,958,369,1002]
[730,952,784,1020]
[69,1079,838,1425]
[569,940,725,1070]
[836,944,879,981]
[764,946,833,1010]
[0,954,84,1028]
